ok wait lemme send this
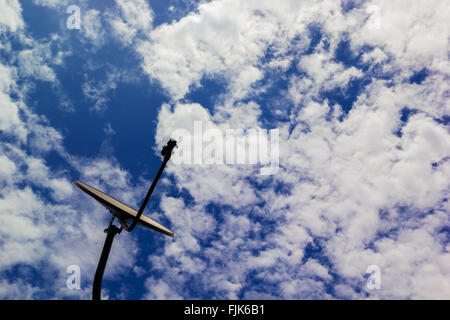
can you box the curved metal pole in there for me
[92,223,121,300]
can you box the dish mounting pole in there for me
[91,139,177,300]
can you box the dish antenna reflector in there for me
[73,139,177,300]
[73,181,173,237]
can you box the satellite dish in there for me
[73,139,177,300]
[73,181,173,237]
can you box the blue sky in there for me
[0,0,449,299]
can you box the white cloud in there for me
[116,0,153,31]
[0,63,29,141]
[0,0,24,32]
[82,69,121,112]
[108,0,153,46]
[0,279,37,299]
[27,121,63,154]
[0,154,16,181]
[155,102,259,207]
[143,0,450,300]
[104,123,116,136]
[0,91,27,141]
[300,259,332,280]
[144,278,182,299]
[81,9,104,44]
[31,0,69,8]
[298,51,364,90]
[17,47,57,82]
[348,0,450,74]
[137,0,312,100]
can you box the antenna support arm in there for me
[122,139,177,232]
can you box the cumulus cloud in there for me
[81,9,105,45]
[142,0,450,299]
[108,0,153,46]
[0,279,36,299]
[17,46,57,82]
[137,0,308,100]
[0,0,24,32]
[0,64,27,141]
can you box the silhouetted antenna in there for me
[73,139,177,300]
